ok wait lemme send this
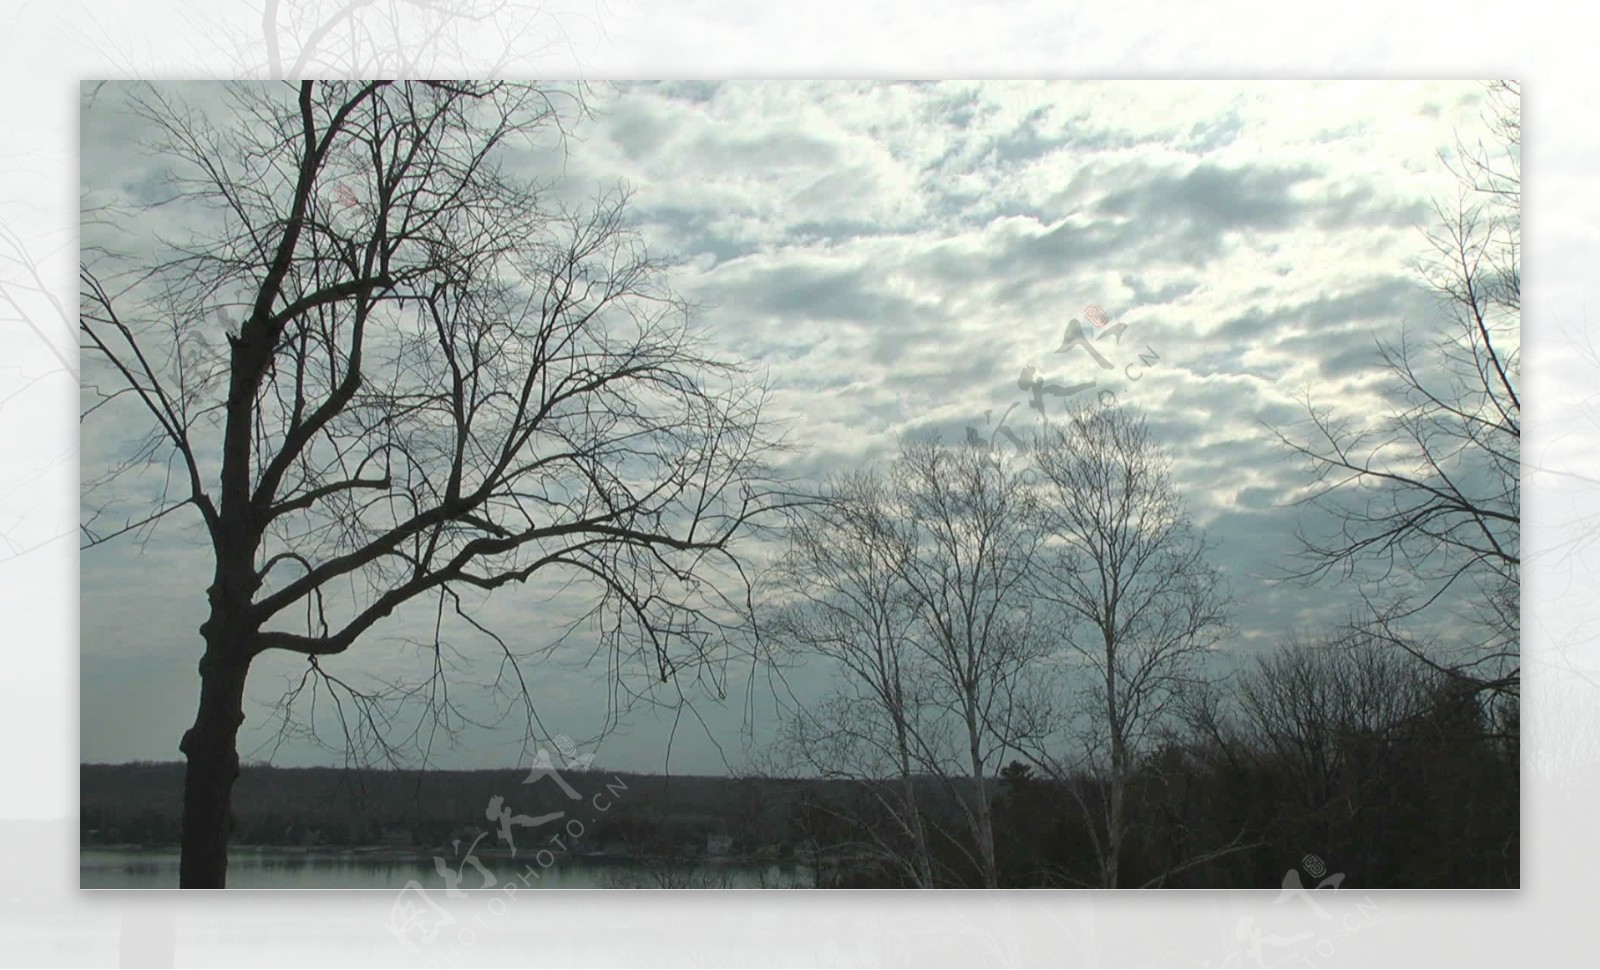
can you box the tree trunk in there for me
[1103,630,1124,888]
[1105,738,1125,889]
[967,719,998,889]
[178,650,251,888]
[895,732,935,889]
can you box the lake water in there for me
[80,848,815,890]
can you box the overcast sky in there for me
[79,80,1506,775]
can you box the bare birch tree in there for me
[766,443,1041,888]
[891,440,1043,888]
[1023,404,1231,887]
[764,470,941,887]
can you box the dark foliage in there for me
[84,657,1516,888]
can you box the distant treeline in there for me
[82,763,807,860]
[83,670,1516,890]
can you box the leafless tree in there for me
[763,470,942,887]
[765,443,1042,888]
[1276,80,1519,700]
[253,0,569,79]
[79,81,789,887]
[73,0,579,82]
[1189,633,1449,848]
[770,692,952,887]
[1021,404,1231,888]
[1238,634,1434,745]
[889,440,1043,888]
[0,220,76,562]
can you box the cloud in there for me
[79,80,1502,772]
[1095,161,1316,231]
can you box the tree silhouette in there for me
[764,468,949,888]
[765,442,1043,888]
[1277,80,1519,700]
[80,81,789,887]
[1020,404,1233,887]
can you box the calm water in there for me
[81,848,815,889]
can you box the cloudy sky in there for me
[79,80,1505,775]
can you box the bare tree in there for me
[1206,632,1510,879]
[72,0,574,82]
[765,443,1041,888]
[0,219,76,563]
[1276,80,1519,699]
[764,470,941,887]
[1022,404,1231,888]
[79,81,787,887]
[770,692,952,887]
[1204,632,1438,819]
[890,440,1042,888]
[253,0,565,79]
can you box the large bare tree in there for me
[1022,404,1231,888]
[80,81,787,887]
[1277,80,1519,699]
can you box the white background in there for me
[2,1,1596,966]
